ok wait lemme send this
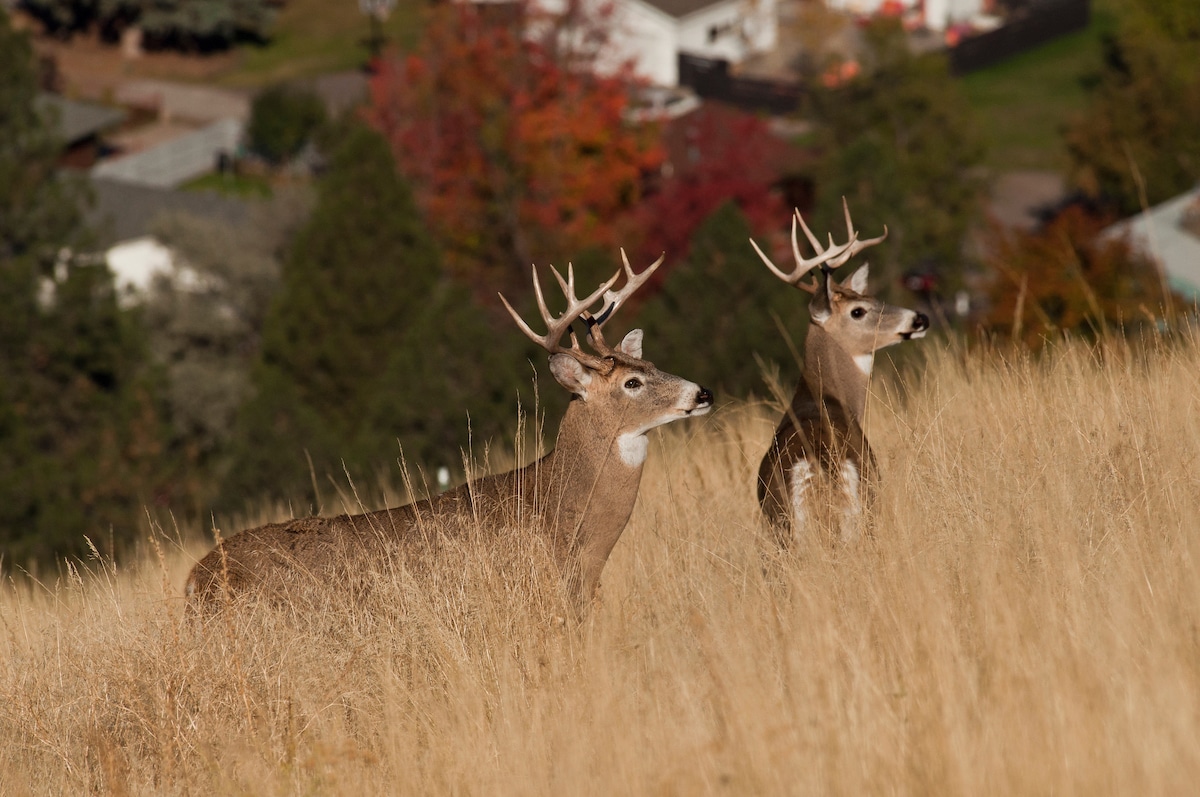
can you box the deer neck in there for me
[804,322,871,423]
[532,398,645,600]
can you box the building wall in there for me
[612,1,682,85]
[537,0,776,86]
[677,0,777,65]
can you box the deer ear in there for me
[809,270,833,324]
[617,329,643,359]
[549,353,593,399]
[842,263,869,294]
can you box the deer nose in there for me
[913,313,930,332]
[696,386,714,406]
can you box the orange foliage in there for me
[982,204,1181,348]
[366,0,662,291]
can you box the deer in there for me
[185,252,714,614]
[750,200,928,544]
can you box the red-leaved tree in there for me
[633,103,792,266]
[981,204,1183,349]
[367,0,663,295]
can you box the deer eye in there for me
[624,377,643,390]
[850,307,868,320]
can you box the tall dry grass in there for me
[3,334,1200,795]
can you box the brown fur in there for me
[187,342,713,614]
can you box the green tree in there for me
[21,0,274,50]
[638,201,798,397]
[247,84,328,165]
[221,119,531,510]
[1065,0,1200,214]
[807,17,986,308]
[0,10,83,273]
[0,8,173,567]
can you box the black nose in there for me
[913,313,930,331]
[697,386,714,406]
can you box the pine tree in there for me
[21,0,274,50]
[0,8,173,567]
[1065,0,1200,214]
[221,119,531,511]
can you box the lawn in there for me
[218,0,424,87]
[960,4,1116,173]
[183,171,274,198]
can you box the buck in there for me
[751,201,928,543]
[186,253,714,612]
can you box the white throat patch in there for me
[618,433,649,467]
[854,354,874,376]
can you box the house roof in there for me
[637,0,733,19]
[1105,185,1200,301]
[88,176,254,244]
[37,93,127,145]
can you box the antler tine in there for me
[827,196,887,269]
[792,207,827,261]
[581,250,664,351]
[499,286,544,347]
[499,262,620,363]
[750,236,806,289]
[751,210,854,294]
[605,249,663,318]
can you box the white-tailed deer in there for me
[186,253,713,612]
[751,200,928,543]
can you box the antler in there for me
[499,249,664,368]
[583,249,664,352]
[750,198,888,294]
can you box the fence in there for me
[679,0,1091,114]
[677,53,804,116]
[948,0,1091,75]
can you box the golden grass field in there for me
[2,334,1199,795]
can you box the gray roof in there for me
[88,176,254,244]
[637,0,731,19]
[1105,185,1200,301]
[37,93,127,144]
[91,118,243,189]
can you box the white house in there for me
[825,0,988,31]
[537,0,778,86]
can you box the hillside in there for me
[3,334,1199,794]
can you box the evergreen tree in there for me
[0,8,82,273]
[808,17,986,308]
[21,0,274,50]
[247,84,328,166]
[0,8,171,567]
[638,201,798,397]
[222,119,531,510]
[1065,0,1200,214]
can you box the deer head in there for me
[500,251,714,466]
[751,199,929,375]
